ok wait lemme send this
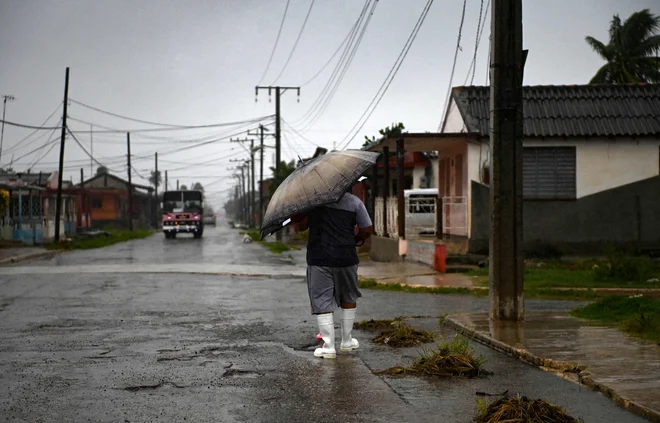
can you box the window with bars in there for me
[523,147,576,200]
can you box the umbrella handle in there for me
[355,237,365,247]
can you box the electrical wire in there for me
[338,0,435,150]
[289,0,373,129]
[3,102,63,153]
[282,119,321,147]
[271,0,316,84]
[437,0,468,131]
[66,126,118,171]
[67,115,274,134]
[462,0,490,86]
[257,0,291,86]
[0,119,61,131]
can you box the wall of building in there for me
[370,235,402,262]
[441,98,467,133]
[470,176,660,255]
[524,138,660,198]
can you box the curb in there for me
[0,250,62,266]
[444,317,660,423]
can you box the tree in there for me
[96,166,108,175]
[269,160,297,196]
[586,9,660,84]
[180,185,188,191]
[149,170,162,189]
[363,122,406,148]
[192,182,204,192]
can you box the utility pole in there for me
[80,168,84,185]
[177,179,179,190]
[248,124,274,227]
[230,137,255,226]
[54,68,69,243]
[0,94,16,166]
[489,0,526,321]
[154,152,159,228]
[89,124,93,178]
[255,86,300,238]
[126,132,133,231]
[165,170,168,191]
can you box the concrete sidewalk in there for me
[446,312,660,422]
[0,247,58,265]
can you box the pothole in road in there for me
[222,366,261,378]
[124,381,188,392]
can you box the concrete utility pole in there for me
[0,94,16,166]
[248,124,274,228]
[89,124,94,178]
[230,138,255,227]
[154,152,159,227]
[126,132,133,231]
[489,0,526,321]
[54,68,69,243]
[255,86,300,239]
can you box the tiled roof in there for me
[450,84,660,138]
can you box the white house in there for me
[368,83,660,258]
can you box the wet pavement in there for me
[0,224,653,422]
[0,246,47,262]
[452,312,660,415]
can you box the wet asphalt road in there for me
[0,225,650,422]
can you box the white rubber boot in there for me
[314,313,336,359]
[340,308,359,352]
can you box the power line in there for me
[463,0,490,86]
[3,102,63,153]
[0,119,61,131]
[338,0,435,150]
[437,0,468,132]
[67,115,274,134]
[292,0,376,131]
[257,0,291,86]
[66,126,118,171]
[271,0,316,84]
[282,119,320,147]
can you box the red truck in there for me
[161,190,205,239]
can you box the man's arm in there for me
[354,199,373,242]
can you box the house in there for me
[77,172,155,230]
[366,83,660,262]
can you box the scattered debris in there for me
[647,278,659,284]
[372,324,435,348]
[242,235,253,243]
[375,335,487,378]
[355,317,406,331]
[474,395,584,423]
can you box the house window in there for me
[92,197,103,209]
[523,147,576,199]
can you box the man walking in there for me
[293,189,373,359]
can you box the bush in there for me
[593,246,655,283]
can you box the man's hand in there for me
[291,213,309,231]
[355,225,373,242]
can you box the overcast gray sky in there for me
[1,0,658,207]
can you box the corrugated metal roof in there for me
[450,84,660,138]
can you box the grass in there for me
[571,295,660,343]
[242,229,299,254]
[468,256,660,290]
[45,228,153,250]
[371,324,436,347]
[375,335,487,378]
[358,278,607,301]
[474,395,583,423]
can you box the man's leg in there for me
[307,265,337,359]
[334,265,361,351]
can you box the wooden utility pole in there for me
[230,137,255,227]
[250,139,256,228]
[176,179,179,190]
[489,0,525,321]
[126,132,133,231]
[396,138,405,240]
[154,152,159,198]
[54,67,70,243]
[89,124,93,178]
[165,170,168,191]
[382,146,390,237]
[255,86,300,239]
[154,152,159,227]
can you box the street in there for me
[0,225,650,423]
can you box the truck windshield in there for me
[163,191,203,213]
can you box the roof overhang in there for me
[364,132,482,152]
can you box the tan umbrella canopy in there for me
[260,150,380,239]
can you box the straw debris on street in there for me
[474,395,584,423]
[371,323,435,347]
[375,335,487,378]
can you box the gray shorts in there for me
[307,265,361,314]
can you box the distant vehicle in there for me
[161,190,204,239]
[404,188,438,236]
[203,207,216,226]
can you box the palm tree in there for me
[586,9,660,84]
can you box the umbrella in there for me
[260,149,380,239]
